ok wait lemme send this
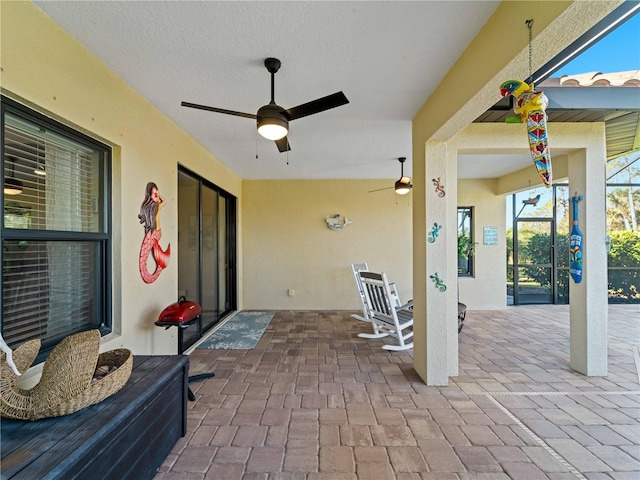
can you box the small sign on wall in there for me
[483,226,498,245]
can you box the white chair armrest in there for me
[397,299,413,311]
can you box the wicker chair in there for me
[0,330,132,421]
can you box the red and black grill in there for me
[155,296,214,401]
[156,296,202,328]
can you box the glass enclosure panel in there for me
[218,195,229,315]
[177,170,201,349]
[556,268,570,304]
[177,167,236,351]
[555,186,570,304]
[606,153,639,303]
[201,184,219,331]
[516,266,552,303]
[514,219,553,304]
[457,207,473,276]
[517,221,553,264]
[508,173,639,305]
[607,182,640,303]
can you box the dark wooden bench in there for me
[1,355,189,480]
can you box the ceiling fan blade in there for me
[368,186,395,193]
[181,101,257,119]
[284,92,349,121]
[275,136,291,153]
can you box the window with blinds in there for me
[2,96,111,360]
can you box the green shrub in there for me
[517,230,639,303]
[608,230,640,302]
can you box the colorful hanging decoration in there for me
[500,79,552,187]
[499,20,553,188]
[427,223,442,243]
[429,273,447,292]
[432,177,445,197]
[569,194,583,283]
[138,182,171,283]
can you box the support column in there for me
[568,148,608,376]
[413,141,458,385]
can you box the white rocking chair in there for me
[357,271,414,351]
[350,263,404,323]
[350,263,371,322]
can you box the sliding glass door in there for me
[177,167,236,352]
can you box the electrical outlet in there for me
[288,289,295,297]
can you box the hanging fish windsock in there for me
[500,79,553,188]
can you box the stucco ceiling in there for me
[33,1,635,184]
[33,0,504,181]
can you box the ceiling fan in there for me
[369,157,412,195]
[181,57,349,153]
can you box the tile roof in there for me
[541,70,640,87]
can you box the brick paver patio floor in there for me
[154,305,639,479]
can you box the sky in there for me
[556,12,640,76]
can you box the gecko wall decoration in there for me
[427,223,442,243]
[432,177,445,197]
[429,272,447,292]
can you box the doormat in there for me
[196,311,274,350]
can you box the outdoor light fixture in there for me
[395,178,412,195]
[394,157,412,195]
[4,157,23,195]
[257,103,288,141]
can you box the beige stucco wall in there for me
[242,180,413,309]
[1,1,242,355]
[457,179,507,310]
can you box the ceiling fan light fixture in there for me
[257,104,288,140]
[258,123,288,141]
[4,177,23,195]
[394,157,412,195]
[395,178,412,195]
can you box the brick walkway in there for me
[154,305,639,479]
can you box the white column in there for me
[568,148,608,376]
[413,141,457,385]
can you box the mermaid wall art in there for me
[138,182,171,283]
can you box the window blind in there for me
[4,113,101,233]
[2,241,99,347]
[2,106,108,352]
